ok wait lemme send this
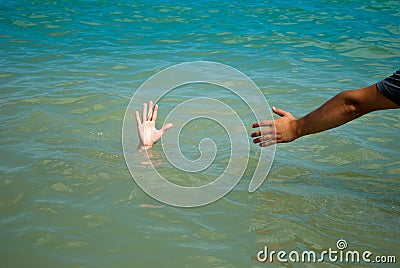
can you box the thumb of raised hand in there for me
[161,123,173,134]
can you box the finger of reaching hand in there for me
[142,103,147,123]
[253,134,275,144]
[252,120,273,128]
[147,101,153,121]
[250,130,262,137]
[251,127,275,138]
[135,110,141,126]
[151,104,158,121]
[259,139,276,147]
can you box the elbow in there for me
[338,90,365,118]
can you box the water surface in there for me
[1,0,399,267]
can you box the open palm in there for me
[135,101,173,150]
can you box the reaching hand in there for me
[135,101,173,150]
[251,107,299,147]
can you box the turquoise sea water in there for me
[1,0,400,267]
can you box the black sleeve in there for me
[376,70,400,106]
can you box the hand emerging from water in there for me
[135,101,173,150]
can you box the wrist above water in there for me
[138,144,153,151]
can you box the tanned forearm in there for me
[295,84,398,139]
[252,84,398,146]
[295,91,362,138]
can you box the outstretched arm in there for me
[251,84,399,147]
[136,101,173,150]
